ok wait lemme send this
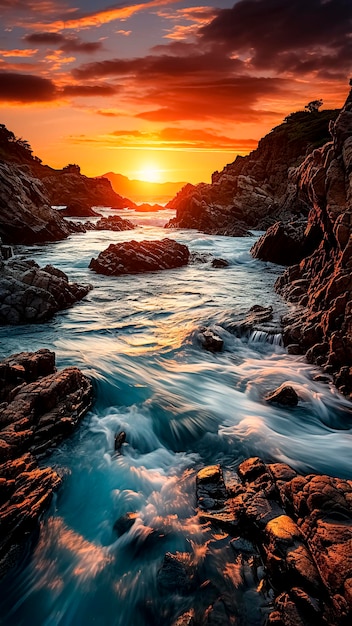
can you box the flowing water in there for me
[0,209,351,625]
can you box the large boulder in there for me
[94,215,135,231]
[0,349,93,577]
[0,259,91,324]
[89,238,190,276]
[251,219,322,265]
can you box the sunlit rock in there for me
[265,384,299,407]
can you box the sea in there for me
[0,208,351,625]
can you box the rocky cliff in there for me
[0,124,136,244]
[165,109,337,234]
[272,89,352,399]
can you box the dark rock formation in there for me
[211,258,229,268]
[59,202,102,218]
[89,238,190,276]
[265,384,299,406]
[274,89,352,399]
[114,430,126,452]
[165,109,337,235]
[0,258,91,324]
[0,349,93,577]
[197,327,224,352]
[191,457,352,626]
[0,162,71,245]
[251,218,322,265]
[94,215,135,231]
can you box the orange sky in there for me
[0,0,351,183]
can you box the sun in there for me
[138,166,162,183]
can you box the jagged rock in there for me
[165,109,337,235]
[275,89,352,398]
[113,512,138,536]
[95,215,135,231]
[251,219,322,265]
[265,384,299,407]
[0,349,93,578]
[194,457,352,626]
[59,202,102,217]
[171,610,195,626]
[211,258,229,268]
[0,162,71,244]
[0,258,91,324]
[157,552,195,594]
[114,430,126,452]
[197,327,224,352]
[89,238,190,276]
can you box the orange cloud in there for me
[0,48,38,57]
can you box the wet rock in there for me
[0,350,93,578]
[113,512,138,536]
[211,258,229,268]
[157,552,194,594]
[171,610,195,626]
[89,238,190,276]
[226,305,274,336]
[94,215,135,231]
[114,430,126,452]
[251,219,321,265]
[59,202,102,217]
[265,384,299,407]
[197,327,224,352]
[0,258,91,324]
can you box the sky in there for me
[0,0,351,183]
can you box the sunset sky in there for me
[0,0,351,183]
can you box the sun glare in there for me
[138,166,162,183]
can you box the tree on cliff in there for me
[305,99,323,113]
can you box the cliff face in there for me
[0,124,136,244]
[275,90,352,398]
[166,110,337,233]
[0,162,71,244]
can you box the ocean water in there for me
[0,209,351,625]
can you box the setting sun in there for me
[138,166,162,183]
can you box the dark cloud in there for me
[24,32,103,54]
[62,84,116,96]
[0,71,57,102]
[200,0,352,74]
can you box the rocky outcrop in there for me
[0,349,93,577]
[250,218,322,265]
[166,457,352,626]
[58,202,102,217]
[165,110,337,235]
[274,89,352,398]
[0,257,91,324]
[0,162,71,244]
[94,215,135,231]
[89,238,190,276]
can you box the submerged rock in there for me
[0,258,91,324]
[89,238,190,276]
[197,327,224,352]
[0,349,93,578]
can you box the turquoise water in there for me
[0,209,351,625]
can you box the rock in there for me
[59,202,102,217]
[193,458,352,626]
[171,610,195,626]
[0,258,91,324]
[275,88,352,398]
[251,219,322,265]
[265,384,299,407]
[113,512,138,536]
[165,110,337,235]
[0,350,93,578]
[94,215,135,231]
[197,327,224,352]
[114,430,126,452]
[89,238,190,276]
[211,258,229,268]
[157,552,195,594]
[0,162,71,244]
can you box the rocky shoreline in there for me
[0,349,93,578]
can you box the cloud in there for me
[68,126,258,153]
[0,48,38,57]
[14,0,180,32]
[0,71,57,102]
[61,84,117,97]
[200,0,352,76]
[24,32,103,54]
